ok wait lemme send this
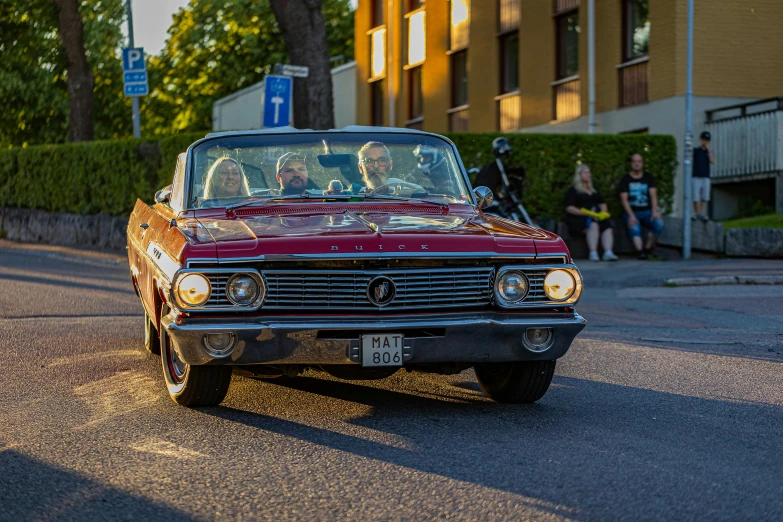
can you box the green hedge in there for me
[449,133,677,220]
[0,131,677,219]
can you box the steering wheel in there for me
[368,180,428,197]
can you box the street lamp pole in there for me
[126,0,141,139]
[587,0,596,134]
[682,0,695,259]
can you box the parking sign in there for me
[122,47,148,97]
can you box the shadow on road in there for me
[201,372,783,521]
[0,449,193,521]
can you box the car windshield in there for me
[187,132,472,209]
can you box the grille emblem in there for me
[367,276,396,307]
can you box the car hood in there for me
[177,205,566,260]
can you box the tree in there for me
[55,0,94,141]
[269,0,333,130]
[0,0,129,147]
[145,0,354,135]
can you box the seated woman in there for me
[564,164,618,261]
[203,157,251,201]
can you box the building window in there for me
[406,0,425,12]
[498,0,520,34]
[499,32,519,94]
[406,9,426,67]
[449,0,470,51]
[372,0,384,27]
[369,28,387,80]
[555,11,580,79]
[371,80,384,126]
[624,0,649,61]
[408,66,423,120]
[451,50,468,108]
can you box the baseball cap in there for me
[700,131,711,140]
[276,152,307,173]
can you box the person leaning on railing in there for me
[564,164,618,262]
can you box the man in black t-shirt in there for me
[619,154,664,259]
[692,131,715,221]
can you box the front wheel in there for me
[474,360,556,404]
[160,306,232,407]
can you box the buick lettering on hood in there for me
[127,127,585,407]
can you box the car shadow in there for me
[0,449,193,521]
[202,373,783,520]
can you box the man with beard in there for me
[276,152,309,195]
[357,141,393,190]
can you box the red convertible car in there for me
[127,127,585,407]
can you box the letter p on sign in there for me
[122,48,146,72]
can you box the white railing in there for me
[706,99,783,181]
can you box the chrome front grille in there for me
[207,274,230,305]
[207,267,494,311]
[523,270,548,302]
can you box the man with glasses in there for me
[357,141,393,190]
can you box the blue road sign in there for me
[122,48,146,72]
[263,75,293,128]
[124,83,149,97]
[124,71,147,83]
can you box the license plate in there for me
[361,334,404,367]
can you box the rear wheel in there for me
[474,360,556,404]
[160,305,232,407]
[144,309,161,355]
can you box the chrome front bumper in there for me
[161,311,587,366]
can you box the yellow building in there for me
[354,0,783,216]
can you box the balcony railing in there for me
[448,105,469,132]
[618,57,648,108]
[553,0,579,15]
[405,117,424,131]
[497,92,520,132]
[552,76,580,122]
[705,98,783,181]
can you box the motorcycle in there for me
[469,158,536,227]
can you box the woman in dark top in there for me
[564,164,617,261]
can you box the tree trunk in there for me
[269,0,335,130]
[55,0,94,142]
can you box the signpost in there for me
[263,75,293,128]
[123,0,144,138]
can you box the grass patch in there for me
[662,281,678,287]
[722,213,783,230]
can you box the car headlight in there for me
[226,274,264,306]
[496,271,529,304]
[176,273,211,306]
[543,270,576,301]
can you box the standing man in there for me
[692,131,715,221]
[619,153,664,260]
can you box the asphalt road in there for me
[1,242,781,521]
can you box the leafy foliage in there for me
[451,133,677,219]
[143,0,355,136]
[0,0,130,148]
[0,132,677,220]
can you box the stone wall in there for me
[725,228,783,258]
[0,207,128,252]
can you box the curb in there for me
[664,275,783,287]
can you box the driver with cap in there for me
[276,152,309,195]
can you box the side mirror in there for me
[155,185,172,204]
[473,186,494,209]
